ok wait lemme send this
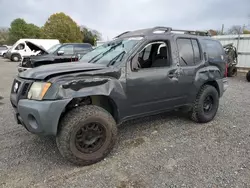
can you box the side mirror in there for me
[57,50,64,55]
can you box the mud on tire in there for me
[190,85,219,123]
[56,105,117,166]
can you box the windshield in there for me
[80,37,143,66]
[47,44,62,53]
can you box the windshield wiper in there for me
[91,42,123,64]
[88,52,103,63]
[107,51,126,66]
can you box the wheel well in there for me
[62,95,119,122]
[204,81,220,96]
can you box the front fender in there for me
[44,76,127,117]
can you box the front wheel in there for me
[3,53,6,58]
[56,105,117,166]
[246,71,250,82]
[190,85,219,123]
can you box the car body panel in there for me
[10,27,228,135]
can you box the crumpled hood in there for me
[18,62,108,80]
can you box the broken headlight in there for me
[27,82,51,100]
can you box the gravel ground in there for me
[0,58,250,188]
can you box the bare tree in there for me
[227,25,243,34]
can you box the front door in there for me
[126,40,187,117]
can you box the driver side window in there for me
[15,43,25,50]
[131,41,170,71]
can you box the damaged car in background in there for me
[18,42,93,72]
[10,26,228,166]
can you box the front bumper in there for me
[11,98,71,135]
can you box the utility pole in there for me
[221,24,224,34]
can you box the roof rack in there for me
[148,26,211,36]
[114,26,211,39]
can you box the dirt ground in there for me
[0,58,250,188]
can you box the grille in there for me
[11,78,32,98]
[21,83,30,96]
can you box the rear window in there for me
[201,39,225,60]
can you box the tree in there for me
[42,12,83,43]
[81,27,96,45]
[8,18,41,44]
[0,28,9,45]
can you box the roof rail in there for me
[170,29,211,36]
[147,26,172,34]
[114,31,131,38]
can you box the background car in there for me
[18,42,93,72]
[0,45,11,58]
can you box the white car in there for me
[0,45,11,58]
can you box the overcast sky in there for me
[0,0,249,39]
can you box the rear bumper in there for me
[217,78,228,97]
[11,98,71,136]
[223,78,229,92]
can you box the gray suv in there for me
[10,26,228,165]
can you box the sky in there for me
[0,0,249,40]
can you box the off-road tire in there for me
[190,85,219,123]
[246,71,250,82]
[11,54,21,62]
[227,66,237,77]
[56,105,117,166]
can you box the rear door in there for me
[174,36,205,102]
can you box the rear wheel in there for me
[227,66,237,77]
[190,85,219,123]
[11,54,21,62]
[246,71,250,82]
[56,105,117,166]
[3,53,6,58]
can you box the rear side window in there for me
[191,39,201,64]
[177,38,201,66]
[202,39,224,60]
